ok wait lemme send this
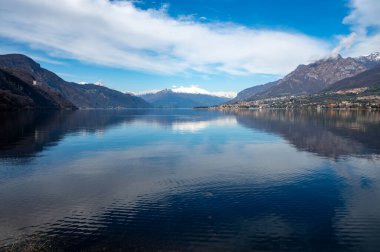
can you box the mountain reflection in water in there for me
[0,109,379,251]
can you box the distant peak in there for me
[354,52,380,63]
[0,53,40,68]
[333,54,343,59]
[328,53,343,61]
[133,86,236,99]
[365,52,380,60]
[160,88,174,93]
[0,53,36,62]
[311,54,344,65]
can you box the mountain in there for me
[0,68,76,110]
[0,54,151,109]
[325,64,380,93]
[229,80,279,103]
[355,52,380,68]
[139,89,230,108]
[234,53,380,102]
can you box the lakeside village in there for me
[207,90,380,110]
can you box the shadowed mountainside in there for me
[0,54,151,109]
[325,64,380,93]
[0,68,76,110]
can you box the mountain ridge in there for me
[0,68,77,110]
[325,64,380,93]
[139,89,231,108]
[0,54,151,109]
[233,53,380,102]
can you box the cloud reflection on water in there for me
[0,109,379,250]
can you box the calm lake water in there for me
[0,109,380,251]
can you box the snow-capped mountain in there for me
[355,52,380,68]
[170,85,237,99]
[133,85,236,99]
[136,87,234,108]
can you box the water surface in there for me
[0,109,380,251]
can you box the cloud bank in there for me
[342,0,380,56]
[1,0,379,77]
[0,0,330,76]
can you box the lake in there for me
[0,109,380,251]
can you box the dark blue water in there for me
[0,109,380,251]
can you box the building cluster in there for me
[208,94,380,110]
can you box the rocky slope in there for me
[325,64,380,93]
[234,53,380,102]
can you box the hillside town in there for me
[207,93,380,110]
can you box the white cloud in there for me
[344,0,380,34]
[342,0,380,56]
[0,0,330,76]
[0,44,65,65]
[331,32,357,57]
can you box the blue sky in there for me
[0,0,379,95]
